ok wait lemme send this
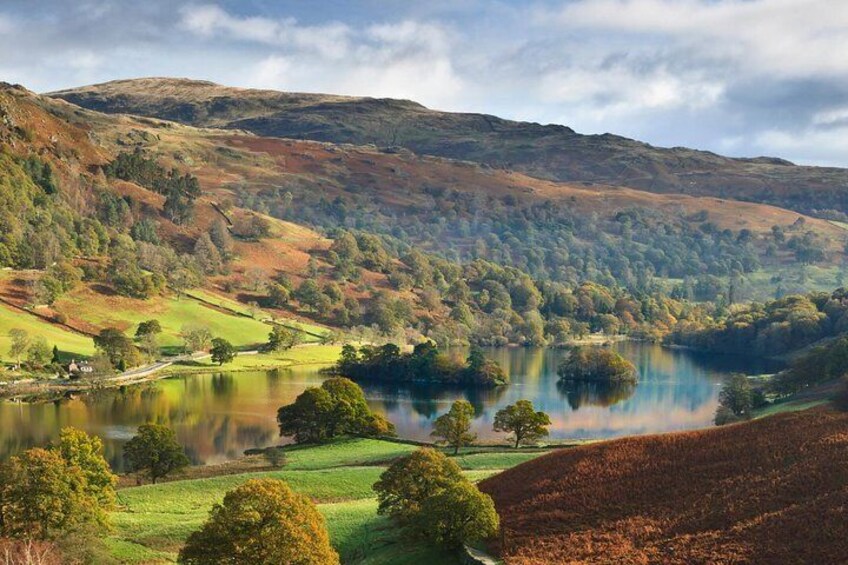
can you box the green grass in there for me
[0,302,95,362]
[281,438,419,470]
[163,344,343,374]
[107,438,532,563]
[452,450,546,470]
[754,399,829,419]
[55,291,273,353]
[185,288,330,341]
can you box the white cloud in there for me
[754,126,848,166]
[186,7,466,108]
[545,0,848,78]
[180,4,351,59]
[539,65,725,117]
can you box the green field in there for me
[185,288,330,341]
[162,344,344,374]
[55,291,274,354]
[107,438,544,564]
[0,302,95,362]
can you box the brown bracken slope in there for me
[480,408,848,564]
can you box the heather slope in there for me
[480,408,848,564]
[50,78,848,217]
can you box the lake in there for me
[0,342,782,470]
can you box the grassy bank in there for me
[105,438,543,564]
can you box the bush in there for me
[179,479,339,565]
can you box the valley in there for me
[2,72,848,565]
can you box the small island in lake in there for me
[557,346,638,384]
[334,342,509,387]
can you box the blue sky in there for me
[3,0,848,166]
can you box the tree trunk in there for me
[514,436,521,449]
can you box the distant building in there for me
[67,359,94,375]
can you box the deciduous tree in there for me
[123,424,190,484]
[431,400,477,455]
[178,479,339,565]
[493,400,551,448]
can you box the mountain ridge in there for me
[48,77,848,221]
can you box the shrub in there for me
[178,479,339,565]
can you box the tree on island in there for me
[277,378,394,444]
[124,424,190,484]
[210,338,236,365]
[431,400,477,455]
[178,479,339,565]
[557,346,637,384]
[493,400,551,448]
[334,342,508,387]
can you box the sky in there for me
[2,0,848,166]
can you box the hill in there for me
[49,78,848,219]
[43,81,848,298]
[479,407,848,564]
[1,79,846,357]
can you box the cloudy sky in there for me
[2,0,848,166]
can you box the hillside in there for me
[480,407,848,564]
[50,78,848,219]
[42,81,848,296]
[1,79,846,357]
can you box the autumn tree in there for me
[0,448,106,540]
[493,400,551,448]
[414,481,499,548]
[123,424,190,484]
[178,479,339,565]
[431,400,477,455]
[49,427,117,507]
[373,448,464,522]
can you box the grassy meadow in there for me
[105,438,543,564]
[0,302,95,362]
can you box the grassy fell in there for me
[481,407,848,564]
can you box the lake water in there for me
[0,343,782,470]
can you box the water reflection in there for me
[0,342,781,470]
